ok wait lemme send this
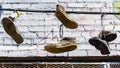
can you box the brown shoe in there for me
[45,37,77,53]
[55,4,78,29]
[98,30,117,42]
[89,37,110,55]
[2,17,23,44]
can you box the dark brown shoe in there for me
[98,30,117,42]
[45,37,77,54]
[2,17,23,44]
[55,4,78,29]
[89,37,110,55]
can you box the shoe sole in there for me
[89,37,110,55]
[55,11,78,29]
[105,33,117,42]
[45,43,77,54]
[2,17,23,44]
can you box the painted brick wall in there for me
[0,0,120,57]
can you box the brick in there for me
[13,4,30,9]
[84,26,94,31]
[8,51,30,57]
[87,50,103,56]
[0,46,17,50]
[2,4,12,8]
[114,26,120,31]
[0,27,5,32]
[68,3,85,8]
[77,44,96,50]
[59,0,76,3]
[0,51,8,56]
[54,52,67,56]
[116,44,120,50]
[21,39,31,45]
[80,20,95,25]
[81,32,91,39]
[21,0,39,3]
[18,46,37,50]
[86,3,105,8]
[104,25,114,31]
[22,33,38,38]
[31,3,56,10]
[37,50,48,56]
[40,0,58,3]
[3,38,13,45]
[76,37,86,44]
[19,14,47,21]
[109,50,120,56]
[28,26,45,32]
[68,50,87,56]
[17,26,28,32]
[3,0,21,3]
[3,0,39,3]
[111,32,120,43]
[45,38,58,44]
[0,39,3,44]
[109,44,116,50]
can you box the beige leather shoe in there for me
[2,17,23,44]
[45,37,77,53]
[55,4,78,29]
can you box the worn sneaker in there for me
[89,37,110,55]
[55,4,78,29]
[98,30,117,42]
[2,17,23,44]
[44,37,77,53]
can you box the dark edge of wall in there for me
[0,56,120,62]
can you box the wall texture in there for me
[0,0,120,57]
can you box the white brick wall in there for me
[0,0,120,57]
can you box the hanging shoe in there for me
[2,12,23,44]
[44,37,77,54]
[55,4,78,29]
[89,37,110,55]
[98,30,117,42]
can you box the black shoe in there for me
[89,37,110,55]
[98,31,117,42]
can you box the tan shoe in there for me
[2,17,23,44]
[55,4,78,29]
[98,30,117,42]
[45,37,77,53]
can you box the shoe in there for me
[98,30,117,42]
[89,37,110,55]
[2,17,23,44]
[55,4,78,29]
[44,37,77,53]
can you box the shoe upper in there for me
[98,30,117,42]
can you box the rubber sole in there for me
[89,37,110,55]
[105,33,117,42]
[55,11,78,29]
[2,17,23,44]
[45,43,77,54]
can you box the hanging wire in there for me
[1,8,120,15]
[59,24,64,38]
[100,13,110,55]
[35,28,54,51]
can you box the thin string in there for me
[36,28,54,51]
[59,24,64,38]
[101,14,110,56]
